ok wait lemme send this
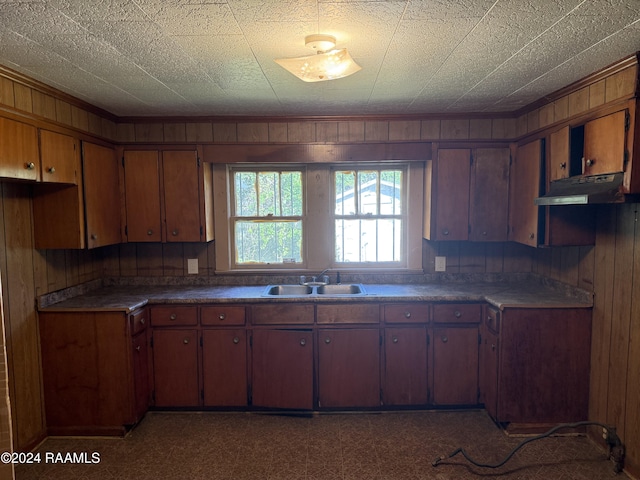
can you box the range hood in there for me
[535,172,625,206]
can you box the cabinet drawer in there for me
[433,303,481,324]
[485,306,500,333]
[317,304,379,324]
[201,305,245,326]
[150,306,198,326]
[129,309,148,335]
[383,304,429,324]
[251,304,314,325]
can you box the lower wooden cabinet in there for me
[481,307,592,427]
[383,327,428,406]
[432,326,479,405]
[317,328,381,408]
[202,329,248,407]
[39,309,149,435]
[151,329,199,407]
[479,308,499,419]
[251,328,314,409]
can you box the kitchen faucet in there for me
[301,268,339,285]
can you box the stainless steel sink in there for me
[317,284,365,295]
[264,285,313,296]
[263,283,366,297]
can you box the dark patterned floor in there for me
[16,410,627,479]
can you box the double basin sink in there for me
[263,283,366,297]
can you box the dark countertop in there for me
[37,281,593,314]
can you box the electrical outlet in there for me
[435,256,446,272]
[187,258,199,274]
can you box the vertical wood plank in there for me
[577,245,595,291]
[135,123,163,142]
[338,121,365,142]
[554,97,569,122]
[162,243,184,276]
[287,122,316,142]
[0,77,15,107]
[118,244,138,277]
[421,120,440,140]
[589,205,617,426]
[484,243,505,273]
[364,121,389,141]
[213,123,237,142]
[163,123,187,142]
[469,119,492,139]
[136,244,163,276]
[316,122,338,142]
[606,203,635,438]
[13,84,32,112]
[70,106,88,131]
[268,123,287,142]
[186,123,213,142]
[389,121,421,141]
[31,91,56,120]
[45,250,67,292]
[237,123,269,142]
[589,80,606,108]
[440,119,469,140]
[458,242,486,273]
[568,87,589,116]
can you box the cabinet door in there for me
[202,329,247,407]
[0,117,39,181]
[251,329,313,409]
[39,130,78,184]
[583,110,627,176]
[383,327,428,406]
[549,126,570,182]
[152,329,200,407]
[479,324,499,420]
[162,150,202,242]
[433,149,471,240]
[318,328,380,408]
[124,150,162,242]
[469,148,510,241]
[432,326,478,405]
[83,142,121,248]
[508,139,542,247]
[132,330,150,422]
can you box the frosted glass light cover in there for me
[275,48,361,82]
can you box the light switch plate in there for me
[435,256,446,272]
[187,258,198,274]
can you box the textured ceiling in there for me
[0,0,639,117]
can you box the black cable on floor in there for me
[431,420,625,474]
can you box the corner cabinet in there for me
[122,148,214,243]
[39,308,150,436]
[479,306,591,429]
[33,141,122,249]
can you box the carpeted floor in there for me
[15,410,626,479]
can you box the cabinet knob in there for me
[404,311,411,318]
[91,234,98,240]
[233,337,240,344]
[218,313,226,320]
[454,310,461,318]
[135,345,141,352]
[585,159,595,167]
[183,338,189,344]
[441,336,448,343]
[529,233,535,240]
[491,344,496,351]
[172,229,179,236]
[169,313,177,321]
[300,338,306,346]
[324,337,331,344]
[482,231,487,236]
[392,336,399,344]
[442,229,449,236]
[147,229,153,236]
[25,162,35,170]
[46,166,56,174]
[140,318,145,325]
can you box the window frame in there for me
[213,162,424,274]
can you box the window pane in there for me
[377,219,401,261]
[235,220,302,264]
[335,171,356,215]
[280,171,303,216]
[234,172,257,216]
[257,172,280,216]
[358,171,378,215]
[380,170,402,215]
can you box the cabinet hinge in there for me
[478,333,482,345]
[197,156,201,167]
[509,154,513,166]
[150,336,154,348]
[124,225,128,236]
[200,225,204,236]
[380,335,383,346]
[122,156,125,167]
[249,335,253,348]
[201,389,204,400]
[200,336,203,347]
[624,150,629,169]
[470,153,473,165]
[427,333,430,345]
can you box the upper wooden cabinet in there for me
[33,141,121,249]
[122,148,214,243]
[583,110,628,176]
[39,130,79,184]
[508,140,543,247]
[424,147,510,242]
[0,117,39,181]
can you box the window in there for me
[231,168,304,266]
[334,167,404,264]
[214,162,423,273]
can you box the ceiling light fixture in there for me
[275,34,361,83]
